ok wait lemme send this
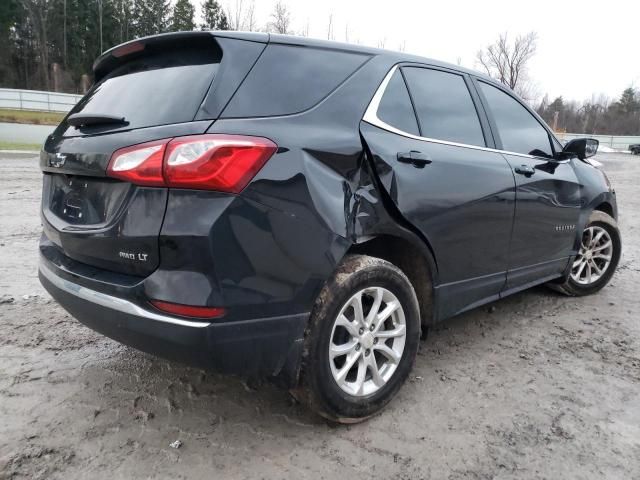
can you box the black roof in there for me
[267,33,494,82]
[94,30,495,85]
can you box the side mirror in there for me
[562,138,599,160]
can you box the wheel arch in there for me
[345,230,437,327]
[593,201,615,219]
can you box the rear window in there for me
[64,41,221,134]
[402,67,485,147]
[222,44,370,118]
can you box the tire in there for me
[295,254,421,423]
[550,210,621,296]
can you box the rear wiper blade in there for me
[67,113,128,128]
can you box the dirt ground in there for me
[0,152,638,479]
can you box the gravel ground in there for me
[0,152,639,479]
[0,123,53,145]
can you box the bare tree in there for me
[579,95,609,134]
[267,1,291,34]
[244,0,257,31]
[326,13,333,40]
[476,32,537,97]
[225,0,244,30]
[300,17,309,37]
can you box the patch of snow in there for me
[597,145,617,153]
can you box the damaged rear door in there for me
[360,65,516,319]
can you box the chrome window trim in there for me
[362,65,553,161]
[40,262,212,328]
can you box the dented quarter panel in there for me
[139,54,437,320]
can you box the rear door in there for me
[361,65,516,320]
[40,34,265,276]
[475,80,581,291]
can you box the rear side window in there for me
[377,70,419,136]
[223,44,370,118]
[402,67,485,147]
[479,82,553,158]
[67,42,220,132]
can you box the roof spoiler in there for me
[92,31,268,82]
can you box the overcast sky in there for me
[240,0,640,103]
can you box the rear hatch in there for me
[40,32,266,276]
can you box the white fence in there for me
[0,88,638,151]
[0,88,82,113]
[556,133,640,151]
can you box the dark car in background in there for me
[630,144,640,155]
[39,31,621,422]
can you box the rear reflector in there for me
[150,300,226,319]
[107,134,277,193]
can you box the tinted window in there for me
[67,44,220,133]
[223,44,370,117]
[402,67,485,146]
[377,70,419,135]
[479,82,552,157]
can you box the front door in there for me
[476,81,582,291]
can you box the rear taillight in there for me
[108,140,167,186]
[107,134,277,193]
[164,135,276,193]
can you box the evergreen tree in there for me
[616,87,639,114]
[171,0,195,32]
[0,0,19,36]
[548,96,565,113]
[0,0,20,86]
[132,0,170,37]
[111,0,136,44]
[200,0,228,30]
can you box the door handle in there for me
[514,165,535,177]
[397,151,432,168]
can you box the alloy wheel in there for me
[570,225,613,285]
[328,287,407,396]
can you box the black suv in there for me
[39,31,621,422]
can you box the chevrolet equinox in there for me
[39,31,621,422]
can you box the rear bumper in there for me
[39,258,308,386]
